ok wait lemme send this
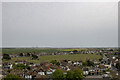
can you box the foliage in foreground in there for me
[4,74,20,80]
[52,69,84,80]
[52,69,65,80]
[73,69,84,80]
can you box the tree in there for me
[52,69,65,80]
[99,58,102,61]
[13,64,30,70]
[3,54,11,60]
[4,74,20,80]
[19,53,23,57]
[27,53,30,56]
[82,62,87,66]
[86,60,94,66]
[51,60,57,64]
[66,70,73,80]
[50,60,60,66]
[100,53,102,55]
[116,62,120,71]
[111,78,119,80]
[56,62,60,66]
[73,50,78,53]
[32,54,38,59]
[7,69,11,73]
[103,70,106,73]
[73,69,84,80]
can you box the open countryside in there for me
[3,53,102,63]
[1,48,120,80]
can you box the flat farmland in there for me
[2,48,91,54]
[3,53,102,63]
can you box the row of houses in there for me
[8,48,118,59]
[83,64,111,76]
[2,57,113,79]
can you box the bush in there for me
[73,50,78,53]
[86,60,94,66]
[52,69,84,80]
[3,54,11,60]
[32,54,38,59]
[73,69,84,80]
[13,64,30,70]
[50,60,60,66]
[103,70,106,73]
[82,60,94,67]
[19,53,23,56]
[52,69,65,80]
[82,62,87,66]
[4,74,20,80]
[66,70,74,80]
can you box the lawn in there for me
[3,53,102,63]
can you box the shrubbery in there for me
[13,64,30,70]
[3,54,11,60]
[50,60,60,66]
[4,74,20,80]
[82,60,94,66]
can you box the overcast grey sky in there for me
[0,3,1,48]
[2,2,118,48]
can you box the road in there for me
[102,53,120,78]
[102,53,108,64]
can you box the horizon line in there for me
[1,46,119,49]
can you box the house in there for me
[38,68,45,75]
[103,73,109,78]
[67,67,70,71]
[0,74,2,80]
[68,60,72,64]
[49,68,56,72]
[72,61,82,66]
[96,69,102,75]
[44,63,51,70]
[112,56,116,59]
[32,70,38,79]
[92,60,98,64]
[8,63,13,69]
[25,75,32,79]
[78,61,83,66]
[0,64,2,68]
[64,66,70,71]
[104,65,111,69]
[99,64,106,70]
[29,63,34,67]
[89,68,95,75]
[15,60,25,65]
[24,70,33,79]
[38,72,45,75]
[3,63,12,69]
[83,68,89,75]
[87,67,102,76]
[46,71,53,78]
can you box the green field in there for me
[2,48,93,54]
[3,53,102,63]
[2,48,63,54]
